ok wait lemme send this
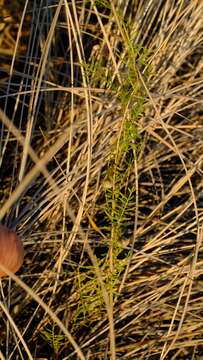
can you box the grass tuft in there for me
[0,0,202,359]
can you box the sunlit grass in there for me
[0,0,202,359]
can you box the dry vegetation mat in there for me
[0,0,203,359]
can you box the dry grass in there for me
[0,0,203,359]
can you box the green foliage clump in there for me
[71,2,152,335]
[41,322,65,354]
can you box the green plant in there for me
[41,322,65,354]
[70,4,151,335]
[80,55,113,88]
[71,249,128,330]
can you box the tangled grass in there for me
[0,0,203,359]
